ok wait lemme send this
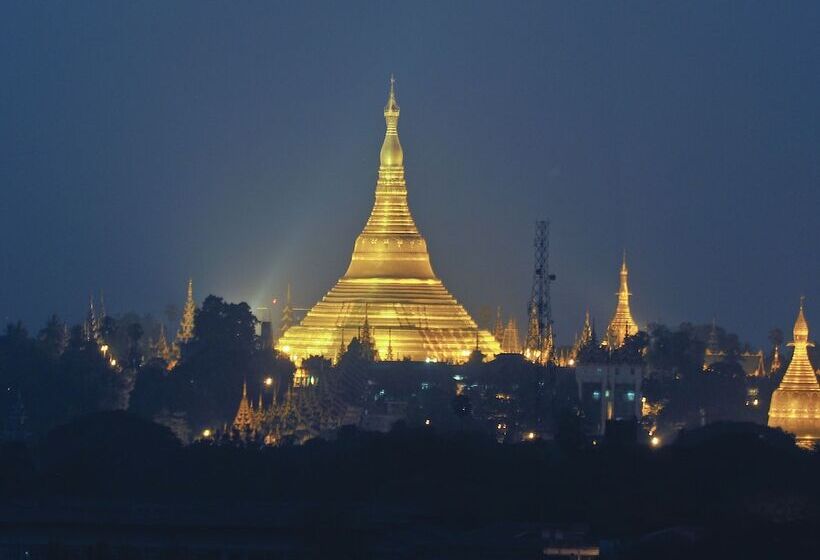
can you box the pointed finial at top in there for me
[794,296,809,339]
[384,75,400,115]
[380,76,403,167]
[621,249,628,273]
[242,379,248,398]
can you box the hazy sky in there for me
[1,2,818,348]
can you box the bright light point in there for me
[202,429,212,438]
[282,345,291,353]
[265,377,274,386]
[526,431,536,440]
[752,398,759,406]
[110,359,117,367]
[568,358,575,366]
[651,436,661,447]
[424,419,431,426]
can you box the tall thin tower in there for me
[524,220,556,364]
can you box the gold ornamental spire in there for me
[380,74,402,167]
[276,80,501,363]
[605,251,638,348]
[177,278,195,344]
[345,77,434,279]
[768,298,820,442]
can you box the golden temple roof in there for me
[277,79,500,363]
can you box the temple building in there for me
[500,317,521,354]
[603,253,639,349]
[277,79,500,363]
[768,299,820,443]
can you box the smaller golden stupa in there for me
[768,299,820,442]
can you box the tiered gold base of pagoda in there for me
[768,391,820,441]
[278,277,500,364]
[767,300,820,443]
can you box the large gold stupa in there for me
[768,299,820,442]
[604,252,639,348]
[278,79,500,364]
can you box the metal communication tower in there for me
[525,220,556,362]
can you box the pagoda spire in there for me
[344,76,435,280]
[580,309,592,345]
[768,298,820,441]
[336,327,347,363]
[232,379,255,431]
[360,303,372,345]
[770,344,782,375]
[154,324,171,362]
[84,295,98,343]
[605,251,638,348]
[380,74,403,169]
[493,307,505,343]
[177,278,195,344]
[500,317,521,354]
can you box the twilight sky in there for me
[1,2,818,348]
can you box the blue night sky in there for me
[1,2,818,348]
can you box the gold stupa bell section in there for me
[277,78,501,363]
[768,299,820,442]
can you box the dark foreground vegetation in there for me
[1,412,818,558]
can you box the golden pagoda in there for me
[232,380,256,431]
[500,317,521,354]
[604,252,638,348]
[277,79,500,363]
[768,299,820,442]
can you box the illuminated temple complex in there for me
[604,253,639,348]
[768,299,820,442]
[277,80,500,363]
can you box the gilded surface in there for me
[278,80,500,363]
[768,300,820,440]
[605,253,639,348]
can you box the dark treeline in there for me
[0,412,818,557]
[0,293,801,444]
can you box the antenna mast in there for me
[525,220,556,364]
